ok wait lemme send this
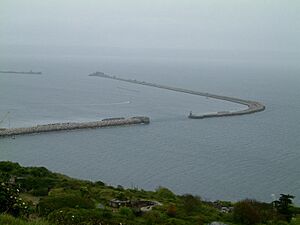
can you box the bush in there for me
[166,204,177,217]
[18,177,57,191]
[119,207,135,219]
[27,167,53,178]
[233,199,262,225]
[181,194,202,214]
[38,194,95,216]
[0,161,21,173]
[143,210,163,225]
[155,187,176,200]
[94,180,105,186]
[48,208,111,225]
[165,218,187,225]
[115,192,127,201]
[0,171,10,182]
[30,188,49,197]
[0,182,30,217]
[0,214,49,225]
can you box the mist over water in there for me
[1,52,299,204]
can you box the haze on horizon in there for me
[0,0,299,57]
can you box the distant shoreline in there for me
[89,71,266,119]
[0,70,42,75]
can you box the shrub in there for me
[181,194,202,214]
[166,204,177,217]
[38,194,94,216]
[143,210,163,225]
[119,207,135,219]
[30,188,49,197]
[0,161,21,173]
[48,208,111,225]
[0,214,49,225]
[165,218,187,225]
[115,192,127,201]
[155,187,176,200]
[0,171,10,182]
[18,177,57,191]
[95,180,105,186]
[117,185,124,190]
[0,181,30,217]
[233,199,262,225]
[27,167,53,178]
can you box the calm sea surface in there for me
[0,54,299,204]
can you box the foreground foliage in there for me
[0,214,49,225]
[0,161,298,225]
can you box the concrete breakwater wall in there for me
[89,72,265,119]
[0,117,150,137]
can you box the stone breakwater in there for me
[89,72,265,119]
[0,117,150,137]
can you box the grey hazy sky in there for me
[1,0,299,52]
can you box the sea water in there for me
[0,53,299,204]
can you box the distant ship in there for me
[0,70,42,75]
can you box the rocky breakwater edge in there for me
[0,117,150,137]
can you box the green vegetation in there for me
[0,161,299,225]
[0,214,49,225]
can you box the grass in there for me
[0,214,49,225]
[291,215,300,225]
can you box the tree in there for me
[181,194,202,214]
[273,194,295,222]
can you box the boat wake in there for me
[101,101,131,106]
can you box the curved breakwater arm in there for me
[89,72,265,119]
